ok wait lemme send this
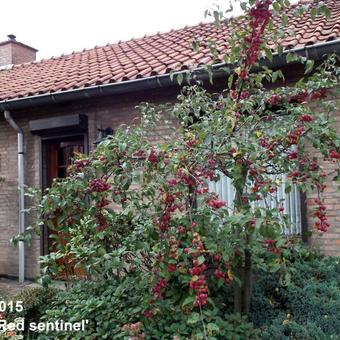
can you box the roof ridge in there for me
[1,0,325,70]
[5,21,217,71]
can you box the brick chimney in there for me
[0,35,38,67]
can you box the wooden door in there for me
[44,136,85,278]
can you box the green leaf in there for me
[182,296,195,307]
[265,48,273,62]
[207,322,220,333]
[311,8,317,19]
[305,59,314,74]
[273,2,281,12]
[176,73,183,85]
[213,10,221,26]
[119,142,126,152]
[197,255,205,265]
[278,45,284,56]
[284,272,291,286]
[192,39,200,52]
[281,14,289,26]
[272,71,278,83]
[228,74,234,89]
[319,4,331,19]
[187,312,200,324]
[286,52,298,63]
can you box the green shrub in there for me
[251,256,340,339]
[142,304,259,339]
[261,318,330,340]
[37,273,148,339]
[35,272,259,339]
[5,287,59,324]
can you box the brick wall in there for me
[11,43,36,65]
[307,97,340,255]
[0,43,12,67]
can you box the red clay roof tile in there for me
[0,0,339,101]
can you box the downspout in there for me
[4,110,25,284]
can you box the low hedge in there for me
[4,256,338,339]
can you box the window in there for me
[208,172,302,235]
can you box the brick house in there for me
[0,0,339,280]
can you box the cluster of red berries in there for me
[214,269,233,284]
[310,89,327,100]
[176,168,197,187]
[152,278,168,299]
[289,89,327,103]
[266,94,282,106]
[207,158,217,168]
[288,170,300,181]
[208,197,226,209]
[299,114,314,122]
[230,90,250,100]
[314,199,329,232]
[88,178,111,193]
[158,191,180,231]
[168,178,178,187]
[190,276,209,307]
[259,137,276,150]
[196,185,209,195]
[187,232,209,307]
[122,322,145,340]
[133,149,146,158]
[143,310,154,318]
[74,159,91,172]
[96,197,110,208]
[241,0,272,78]
[96,212,108,231]
[308,159,319,171]
[286,127,304,145]
[263,239,280,254]
[288,151,298,160]
[289,90,308,103]
[330,150,340,160]
[148,149,159,164]
[186,138,199,150]
[299,156,320,173]
[167,263,177,273]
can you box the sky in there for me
[1,0,240,60]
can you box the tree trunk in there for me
[233,174,253,315]
[242,249,252,315]
[233,266,243,314]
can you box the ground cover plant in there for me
[14,0,340,338]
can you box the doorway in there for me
[41,135,85,255]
